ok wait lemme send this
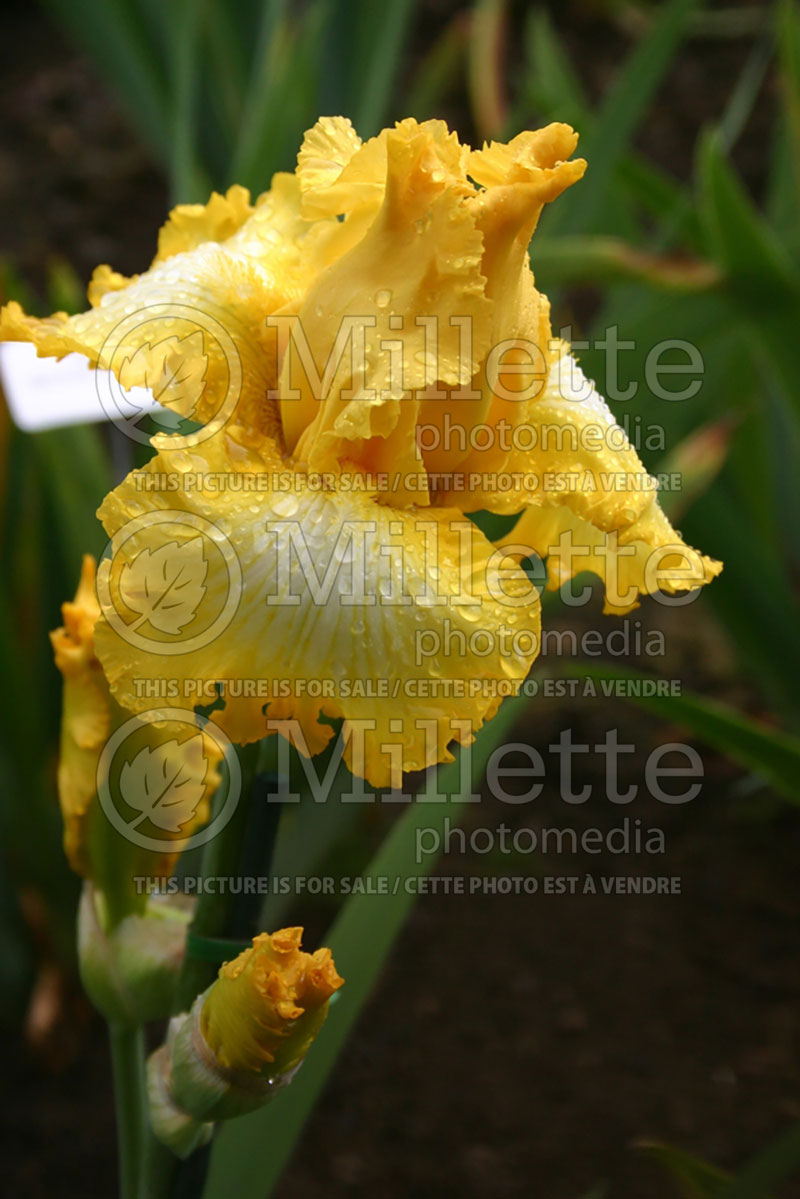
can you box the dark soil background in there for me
[2,2,798,1197]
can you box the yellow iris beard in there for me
[6,116,721,787]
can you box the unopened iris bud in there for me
[78,885,192,1024]
[148,928,343,1155]
[199,926,342,1076]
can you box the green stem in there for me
[171,743,262,1013]
[109,1022,147,1199]
[143,1137,181,1199]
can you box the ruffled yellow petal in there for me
[93,428,540,789]
[201,928,343,1074]
[154,184,254,263]
[0,249,284,436]
[467,123,584,188]
[419,125,586,482]
[496,351,722,612]
[221,173,334,285]
[450,346,655,519]
[509,499,722,615]
[51,555,110,876]
[296,116,364,216]
[282,120,490,502]
[87,264,138,307]
[0,175,335,438]
[296,116,468,221]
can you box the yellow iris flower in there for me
[6,117,721,790]
[52,555,222,923]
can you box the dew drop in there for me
[272,494,300,517]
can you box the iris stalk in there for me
[108,1022,148,1199]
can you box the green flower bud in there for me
[78,884,191,1023]
[147,1041,213,1159]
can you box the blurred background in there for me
[2,0,800,1195]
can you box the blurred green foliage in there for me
[2,0,800,1192]
[0,258,111,1025]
